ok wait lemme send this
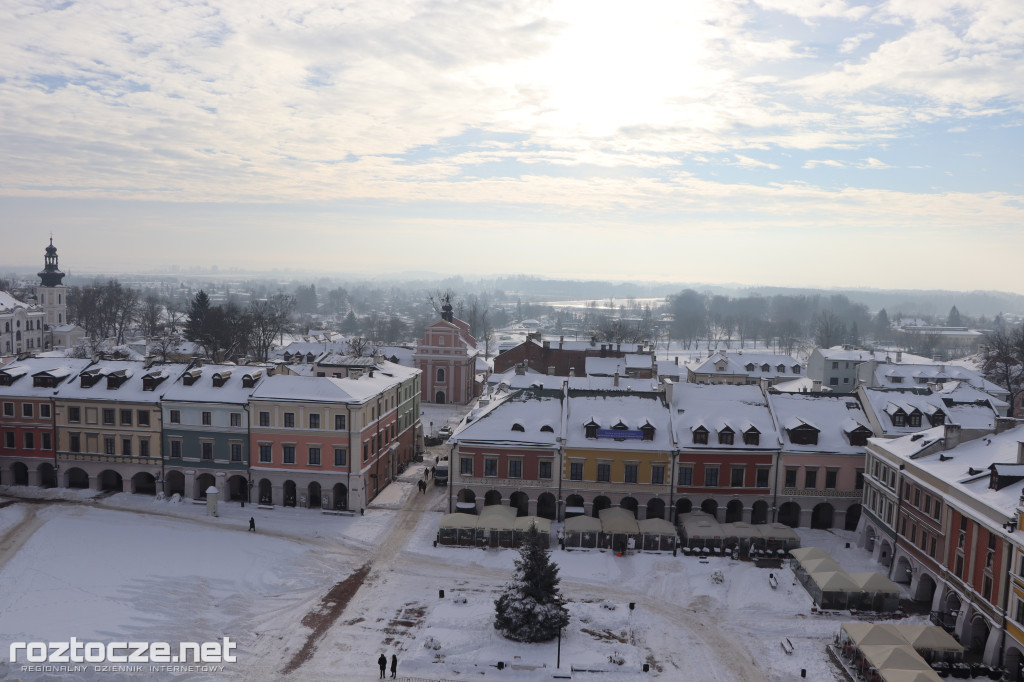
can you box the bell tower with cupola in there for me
[36,238,68,326]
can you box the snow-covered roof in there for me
[767,392,870,454]
[162,363,267,404]
[872,362,1006,396]
[671,383,780,450]
[251,372,403,404]
[689,351,801,377]
[860,387,997,436]
[56,361,190,403]
[772,377,830,393]
[0,291,39,313]
[815,347,934,364]
[0,357,94,396]
[564,391,672,451]
[449,390,562,447]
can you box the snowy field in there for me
[0,473,918,682]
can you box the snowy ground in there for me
[0,471,918,682]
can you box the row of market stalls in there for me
[677,511,801,554]
[437,505,551,548]
[791,547,901,611]
[562,507,678,552]
[837,622,965,682]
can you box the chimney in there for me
[812,380,822,391]
[569,367,575,378]
[674,356,678,365]
[1018,441,1024,465]
[663,379,674,404]
[559,336,564,350]
[943,423,962,451]
[896,351,903,363]
[614,371,620,388]
[548,366,555,376]
[515,362,526,376]
[600,345,607,358]
[616,343,621,353]
[996,417,1016,435]
[543,340,550,350]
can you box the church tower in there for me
[36,238,68,326]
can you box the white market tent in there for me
[437,509,551,548]
[598,506,641,552]
[564,515,602,549]
[790,547,832,563]
[637,517,678,552]
[678,511,725,551]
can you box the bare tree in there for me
[981,326,1024,416]
[247,294,294,362]
[140,295,163,338]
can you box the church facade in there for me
[414,299,478,405]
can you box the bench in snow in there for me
[321,509,356,516]
[769,574,779,589]
[781,638,794,655]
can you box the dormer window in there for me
[892,411,906,427]
[788,424,819,446]
[848,426,871,446]
[511,423,525,432]
[79,371,102,388]
[33,374,56,388]
[718,427,734,445]
[745,363,755,372]
[761,364,770,372]
[776,364,785,372]
[792,365,801,374]
[891,376,904,384]
[640,423,655,441]
[930,411,945,426]
[242,370,262,388]
[106,370,130,390]
[540,425,554,433]
[182,369,201,386]
[907,410,922,427]
[212,371,231,388]
[584,420,599,439]
[743,427,760,446]
[692,426,709,445]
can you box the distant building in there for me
[686,350,802,387]
[34,239,84,351]
[414,298,478,405]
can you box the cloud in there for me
[803,159,845,168]
[734,154,780,169]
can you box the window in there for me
[308,447,321,466]
[120,409,132,426]
[309,414,320,429]
[651,465,665,485]
[137,410,149,427]
[731,468,745,487]
[718,429,734,445]
[704,468,719,487]
[756,468,769,488]
[933,500,942,519]
[169,410,181,424]
[104,437,115,455]
[259,411,270,427]
[284,412,295,428]
[908,412,921,427]
[363,442,368,462]
[22,403,33,418]
[230,443,242,461]
[584,422,598,439]
[102,408,115,425]
[597,463,611,482]
[624,464,638,483]
[461,457,473,476]
[41,432,52,450]
[24,432,34,449]
[539,461,552,479]
[335,414,346,430]
[983,575,993,601]
[68,406,80,423]
[785,468,797,488]
[849,429,869,446]
[570,462,583,481]
[483,458,498,477]
[508,460,522,478]
[743,429,760,446]
[436,368,445,382]
[201,442,213,460]
[855,469,864,490]
[892,412,906,427]
[2,402,12,417]
[829,377,839,386]
[69,433,81,452]
[832,361,839,370]
[170,440,181,458]
[334,448,347,466]
[678,466,693,486]
[804,469,818,489]
[259,444,272,463]
[692,428,708,445]
[825,470,838,489]
[283,445,295,464]
[230,412,241,428]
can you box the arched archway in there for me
[227,475,248,502]
[435,391,446,404]
[750,500,768,524]
[592,496,611,517]
[646,498,665,520]
[258,478,273,505]
[811,503,834,529]
[725,499,744,523]
[283,480,297,507]
[845,503,862,531]
[195,473,215,499]
[484,490,502,506]
[457,488,477,513]
[675,498,692,516]
[65,467,89,489]
[537,492,556,520]
[701,498,718,519]
[131,472,156,495]
[333,483,348,510]
[967,614,990,655]
[308,482,322,509]
[778,502,800,528]
[915,572,937,603]
[37,462,56,488]
[620,497,639,515]
[11,462,29,486]
[166,470,185,497]
[893,555,913,584]
[98,469,123,492]
[510,491,529,517]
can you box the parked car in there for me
[438,426,453,440]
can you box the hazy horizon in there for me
[2,1,1022,292]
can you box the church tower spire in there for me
[36,238,68,332]
[38,238,66,287]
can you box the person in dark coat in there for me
[378,653,387,678]
[390,653,397,678]
[248,517,255,532]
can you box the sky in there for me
[1,0,1023,291]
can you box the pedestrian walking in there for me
[390,653,397,678]
[378,653,387,678]
[418,480,426,494]
[248,517,255,532]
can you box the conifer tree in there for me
[494,526,569,642]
